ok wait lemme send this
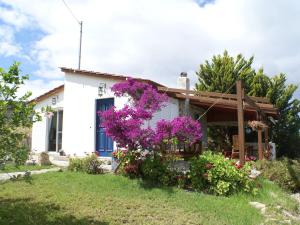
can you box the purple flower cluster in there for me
[155,117,202,145]
[100,79,202,151]
[100,106,154,149]
[111,78,168,113]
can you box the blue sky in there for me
[0,27,41,76]
[0,0,300,98]
[0,2,43,78]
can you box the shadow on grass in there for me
[287,159,300,191]
[137,179,176,195]
[0,197,108,225]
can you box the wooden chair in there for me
[231,135,240,159]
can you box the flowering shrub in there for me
[100,79,167,150]
[117,150,143,178]
[100,106,155,149]
[111,78,168,113]
[100,78,202,153]
[155,117,202,145]
[190,151,257,196]
[112,149,128,160]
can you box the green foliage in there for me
[118,151,142,178]
[140,155,175,186]
[267,75,300,157]
[0,63,41,167]
[13,146,29,166]
[190,151,257,196]
[68,154,103,174]
[196,50,255,94]
[256,158,300,192]
[195,51,300,157]
[39,152,52,166]
[84,154,103,174]
[68,158,85,172]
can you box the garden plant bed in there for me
[0,172,299,225]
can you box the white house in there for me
[31,67,277,159]
[31,67,205,158]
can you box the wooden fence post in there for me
[236,80,245,165]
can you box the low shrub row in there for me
[68,154,103,174]
[256,158,300,193]
[116,150,257,196]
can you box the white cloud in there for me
[1,0,300,97]
[0,6,30,29]
[0,25,20,56]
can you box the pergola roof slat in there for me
[167,90,277,117]
[157,87,270,104]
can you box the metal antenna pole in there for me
[78,21,83,70]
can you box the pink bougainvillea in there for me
[99,106,155,149]
[111,78,168,113]
[99,78,202,151]
[155,117,202,145]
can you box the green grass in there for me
[0,172,299,225]
[0,164,54,173]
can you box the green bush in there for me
[256,158,300,192]
[39,152,51,166]
[84,154,103,174]
[14,146,29,166]
[140,154,182,186]
[68,154,103,174]
[141,155,169,185]
[190,151,257,196]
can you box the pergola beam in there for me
[161,88,277,116]
[157,86,270,104]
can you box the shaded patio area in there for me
[158,81,278,164]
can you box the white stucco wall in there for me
[31,91,64,153]
[62,73,129,156]
[31,72,180,157]
[62,72,180,156]
[148,97,179,128]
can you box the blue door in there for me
[96,98,114,157]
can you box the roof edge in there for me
[29,84,64,104]
[60,67,165,88]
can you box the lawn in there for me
[0,172,299,225]
[0,164,54,173]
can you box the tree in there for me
[195,51,300,158]
[267,74,300,157]
[0,63,40,167]
[195,50,256,94]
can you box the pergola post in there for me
[236,80,245,165]
[264,128,269,148]
[258,128,263,160]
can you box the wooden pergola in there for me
[158,81,278,164]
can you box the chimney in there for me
[177,72,190,116]
[177,72,190,90]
